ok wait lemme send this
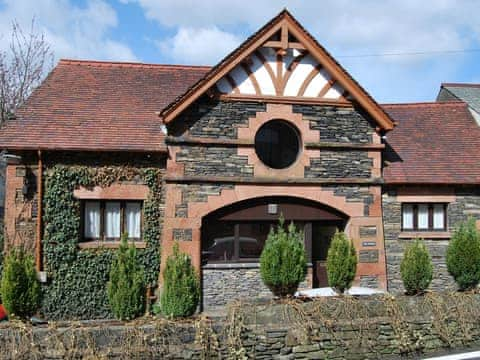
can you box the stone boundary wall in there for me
[2,293,480,359]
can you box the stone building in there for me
[0,10,479,313]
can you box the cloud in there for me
[157,26,242,65]
[126,0,480,102]
[125,0,480,63]
[0,0,137,62]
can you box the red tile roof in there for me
[382,101,480,184]
[0,59,210,152]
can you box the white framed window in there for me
[83,200,143,241]
[401,203,447,231]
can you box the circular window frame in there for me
[254,119,302,170]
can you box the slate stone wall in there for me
[293,104,375,143]
[305,150,373,179]
[383,187,480,293]
[176,146,253,178]
[7,294,480,359]
[169,97,266,138]
[202,266,311,310]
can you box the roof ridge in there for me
[59,59,212,70]
[381,100,466,107]
[442,82,480,88]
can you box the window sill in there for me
[398,232,451,239]
[78,241,147,249]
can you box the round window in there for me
[254,120,300,169]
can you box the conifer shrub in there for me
[446,218,480,291]
[260,217,307,297]
[107,234,146,320]
[400,239,433,295]
[0,247,41,318]
[160,242,200,318]
[326,231,357,294]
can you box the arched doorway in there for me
[201,196,349,306]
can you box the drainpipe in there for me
[35,150,42,272]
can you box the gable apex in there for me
[160,10,394,131]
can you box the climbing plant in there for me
[41,164,163,319]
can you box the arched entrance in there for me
[201,196,348,308]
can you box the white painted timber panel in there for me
[230,66,256,95]
[284,55,318,96]
[250,53,276,95]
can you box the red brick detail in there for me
[4,164,36,250]
[73,184,149,200]
[237,103,320,178]
[161,183,387,290]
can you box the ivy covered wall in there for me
[40,160,164,320]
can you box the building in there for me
[0,10,479,315]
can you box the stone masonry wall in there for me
[5,293,480,359]
[169,97,266,138]
[176,146,253,178]
[383,186,480,293]
[202,266,310,310]
[305,150,373,179]
[293,104,375,143]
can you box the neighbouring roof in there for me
[382,101,480,184]
[0,59,210,152]
[438,83,480,115]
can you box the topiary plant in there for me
[446,218,480,291]
[400,239,433,295]
[326,231,357,294]
[260,217,307,297]
[107,234,146,320]
[160,242,200,318]
[0,247,41,318]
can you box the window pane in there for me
[84,202,100,238]
[125,202,141,238]
[402,204,414,230]
[239,223,270,259]
[418,204,429,229]
[202,221,235,262]
[433,204,445,229]
[105,202,121,238]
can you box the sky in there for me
[0,0,479,103]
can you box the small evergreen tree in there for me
[446,218,480,291]
[260,217,307,297]
[326,231,357,294]
[160,242,200,318]
[400,239,433,295]
[0,247,41,318]
[107,234,146,320]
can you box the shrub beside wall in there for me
[160,243,200,318]
[0,248,41,318]
[108,235,146,321]
[260,218,307,297]
[446,218,480,291]
[326,231,357,293]
[400,239,433,295]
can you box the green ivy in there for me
[41,165,162,319]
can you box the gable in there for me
[160,10,394,131]
[216,27,347,101]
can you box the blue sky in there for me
[1,0,479,103]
